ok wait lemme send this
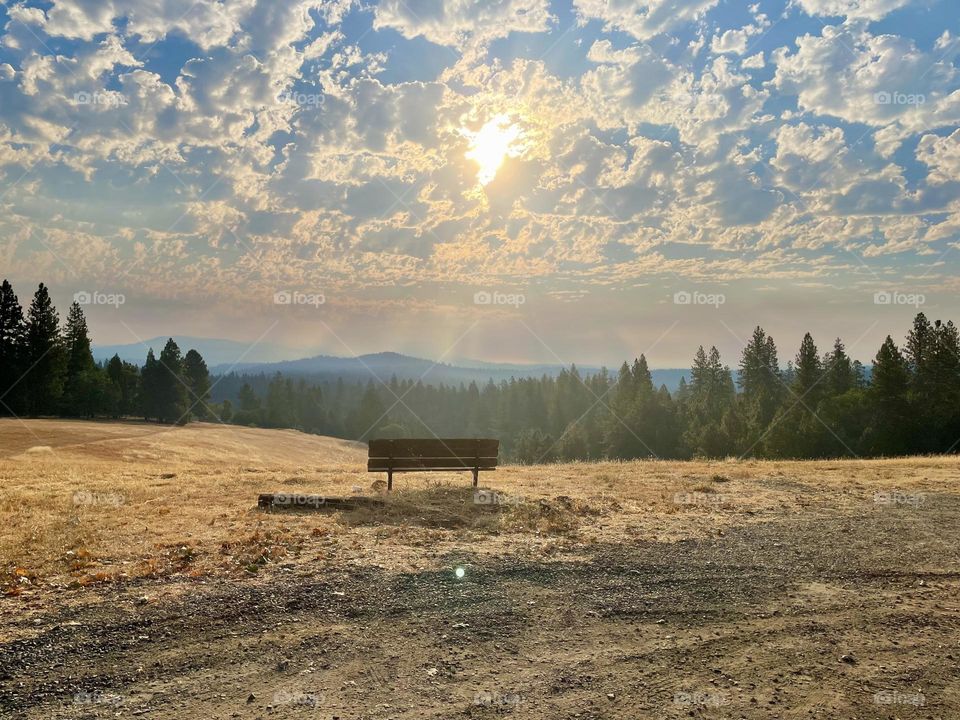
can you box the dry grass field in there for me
[1,418,959,719]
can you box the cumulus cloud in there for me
[742,52,765,69]
[710,17,769,55]
[575,0,720,41]
[916,130,960,185]
[772,23,960,137]
[0,0,956,328]
[795,0,916,21]
[36,0,253,48]
[373,0,553,47]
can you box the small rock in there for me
[839,654,857,664]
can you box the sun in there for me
[463,114,524,186]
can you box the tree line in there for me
[2,279,958,462]
[0,281,211,423]
[221,314,959,462]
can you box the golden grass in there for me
[2,418,957,597]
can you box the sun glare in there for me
[463,114,524,186]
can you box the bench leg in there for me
[472,468,479,487]
[387,470,393,492]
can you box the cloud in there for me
[795,0,916,21]
[575,0,720,41]
[710,18,769,56]
[916,130,960,185]
[373,0,553,47]
[742,52,765,69]
[0,0,956,338]
[772,23,960,137]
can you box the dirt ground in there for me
[1,419,959,719]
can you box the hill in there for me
[92,336,300,366]
[208,350,692,395]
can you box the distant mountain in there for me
[207,350,694,403]
[211,351,563,386]
[93,336,298,367]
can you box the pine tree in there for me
[928,319,960,450]
[737,326,782,454]
[823,338,854,397]
[604,354,666,459]
[515,428,556,464]
[905,312,935,397]
[239,383,260,411]
[817,338,867,457]
[297,383,326,433]
[61,302,99,416]
[353,382,387,439]
[0,280,28,416]
[684,346,736,456]
[266,373,297,428]
[793,333,823,400]
[864,336,912,455]
[232,382,263,426]
[558,421,589,461]
[140,349,163,421]
[183,349,211,420]
[154,339,188,423]
[632,355,654,398]
[24,283,66,415]
[765,333,825,458]
[106,354,140,417]
[604,361,634,454]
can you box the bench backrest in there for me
[368,438,499,471]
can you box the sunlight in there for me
[463,114,524,186]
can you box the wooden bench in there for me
[368,438,499,491]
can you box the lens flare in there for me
[455,566,466,579]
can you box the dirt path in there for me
[4,495,960,719]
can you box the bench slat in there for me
[369,438,499,459]
[368,457,498,471]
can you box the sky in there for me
[0,0,958,368]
